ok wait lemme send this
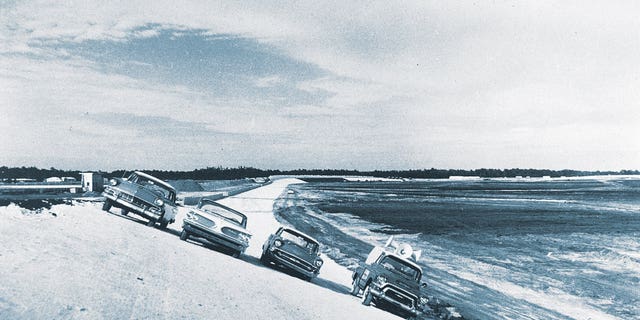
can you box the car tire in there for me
[232,251,241,258]
[121,208,128,216]
[102,201,112,212]
[159,220,168,229]
[361,285,373,306]
[146,219,156,227]
[260,252,270,265]
[350,278,361,296]
[180,229,189,241]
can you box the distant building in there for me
[45,177,63,183]
[62,177,77,182]
[81,172,104,192]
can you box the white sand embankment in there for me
[0,178,400,319]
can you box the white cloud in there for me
[2,0,640,169]
[253,75,284,88]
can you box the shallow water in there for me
[274,177,640,320]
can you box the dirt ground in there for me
[0,178,403,320]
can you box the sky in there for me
[1,1,639,171]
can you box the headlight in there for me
[274,239,283,247]
[374,275,387,286]
[109,179,118,186]
[154,198,164,206]
[239,233,251,243]
[222,228,250,243]
[314,259,323,267]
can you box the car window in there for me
[128,173,175,201]
[280,230,318,252]
[200,204,246,227]
[380,255,421,280]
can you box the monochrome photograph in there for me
[1,1,639,319]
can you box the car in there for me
[350,237,428,319]
[260,227,323,281]
[180,199,251,258]
[101,171,178,229]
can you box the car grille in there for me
[193,214,216,228]
[274,250,315,272]
[111,189,160,213]
[132,196,152,208]
[382,285,417,308]
[222,227,238,237]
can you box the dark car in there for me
[260,227,323,280]
[350,237,428,319]
[180,199,251,257]
[102,171,178,228]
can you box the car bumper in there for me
[183,223,247,252]
[370,287,419,316]
[266,249,320,278]
[103,193,162,220]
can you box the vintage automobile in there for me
[260,227,323,280]
[180,199,251,258]
[102,171,178,229]
[350,237,428,319]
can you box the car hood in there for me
[187,208,251,236]
[279,242,318,263]
[370,264,420,294]
[113,180,170,206]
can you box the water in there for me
[273,177,640,320]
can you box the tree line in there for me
[1,166,638,182]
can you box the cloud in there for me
[253,75,284,88]
[2,1,640,170]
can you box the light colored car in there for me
[260,227,323,281]
[180,199,251,258]
[102,171,178,229]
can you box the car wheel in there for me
[102,201,112,212]
[159,220,168,229]
[146,219,156,227]
[350,278,361,296]
[232,250,241,258]
[121,208,128,216]
[180,229,189,241]
[361,285,373,306]
[260,252,270,265]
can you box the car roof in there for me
[134,171,176,191]
[281,227,319,244]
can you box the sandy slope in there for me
[0,178,401,320]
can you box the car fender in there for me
[358,267,374,289]
[163,205,178,222]
[262,234,274,252]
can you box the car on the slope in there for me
[180,198,251,258]
[350,237,428,319]
[101,171,178,229]
[260,227,323,280]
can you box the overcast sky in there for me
[1,1,639,171]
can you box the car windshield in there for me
[199,202,247,228]
[379,255,421,280]
[280,229,318,253]
[128,173,175,201]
